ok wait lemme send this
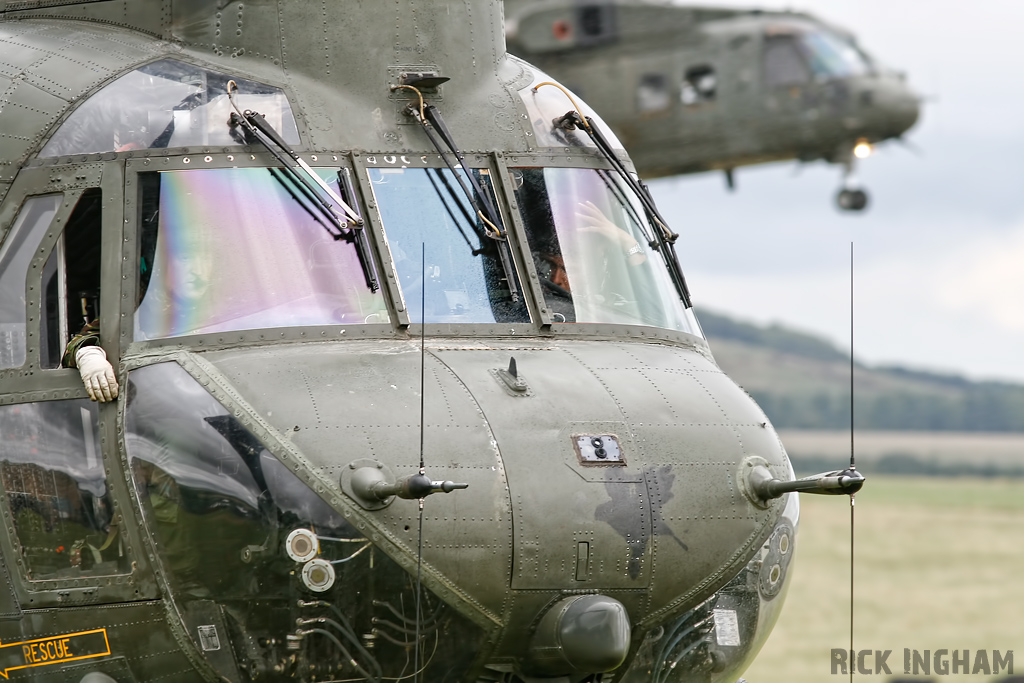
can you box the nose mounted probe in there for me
[740,455,864,507]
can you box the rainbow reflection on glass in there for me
[135,168,389,340]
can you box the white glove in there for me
[76,346,119,402]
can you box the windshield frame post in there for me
[349,153,411,328]
[491,153,552,327]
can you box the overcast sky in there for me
[646,0,1024,381]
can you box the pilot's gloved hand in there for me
[76,346,119,402]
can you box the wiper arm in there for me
[227,81,378,293]
[547,105,693,308]
[393,84,520,304]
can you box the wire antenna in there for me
[849,241,857,683]
[414,242,426,683]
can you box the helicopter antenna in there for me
[849,242,857,683]
[415,242,426,683]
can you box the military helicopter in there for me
[0,1,861,681]
[504,0,921,211]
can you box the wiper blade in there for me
[552,109,692,308]
[227,80,378,292]
[394,85,520,304]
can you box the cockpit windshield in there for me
[800,30,871,79]
[512,167,700,335]
[41,59,299,157]
[135,168,389,340]
[763,28,871,86]
[367,167,530,324]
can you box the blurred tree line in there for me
[698,309,1024,432]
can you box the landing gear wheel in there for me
[836,188,869,212]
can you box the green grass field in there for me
[741,477,1024,683]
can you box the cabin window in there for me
[636,73,671,113]
[0,194,62,369]
[681,65,717,105]
[0,400,128,579]
[40,59,299,157]
[763,35,811,86]
[511,167,700,335]
[367,167,530,324]
[41,189,102,369]
[134,168,389,340]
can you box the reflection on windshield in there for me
[0,400,128,579]
[513,167,700,334]
[135,168,389,340]
[41,59,299,157]
[368,167,530,324]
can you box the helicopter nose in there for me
[862,75,921,139]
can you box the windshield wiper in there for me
[227,81,379,293]
[393,83,521,304]
[549,107,692,308]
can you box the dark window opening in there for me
[575,5,616,45]
[41,189,102,369]
[637,73,671,113]
[682,65,717,105]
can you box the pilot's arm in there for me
[61,319,119,402]
[575,201,648,266]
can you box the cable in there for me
[531,81,593,133]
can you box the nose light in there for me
[285,528,319,563]
[525,595,631,676]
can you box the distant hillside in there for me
[698,308,1024,432]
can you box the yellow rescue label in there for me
[0,628,110,678]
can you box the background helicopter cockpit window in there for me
[763,28,870,87]
[799,30,871,79]
[0,194,62,369]
[40,59,298,157]
[367,166,531,324]
[0,400,128,580]
[513,167,700,334]
[134,168,389,340]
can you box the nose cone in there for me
[860,73,921,140]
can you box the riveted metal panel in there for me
[199,342,515,624]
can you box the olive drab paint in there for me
[0,1,797,681]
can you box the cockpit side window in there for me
[763,35,810,86]
[41,189,102,369]
[0,194,63,369]
[40,59,299,157]
[511,166,700,335]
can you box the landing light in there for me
[853,140,873,159]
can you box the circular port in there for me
[302,558,336,592]
[286,528,319,563]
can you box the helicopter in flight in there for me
[0,0,860,681]
[504,0,921,211]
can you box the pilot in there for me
[62,319,119,403]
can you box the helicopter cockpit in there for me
[0,32,798,681]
